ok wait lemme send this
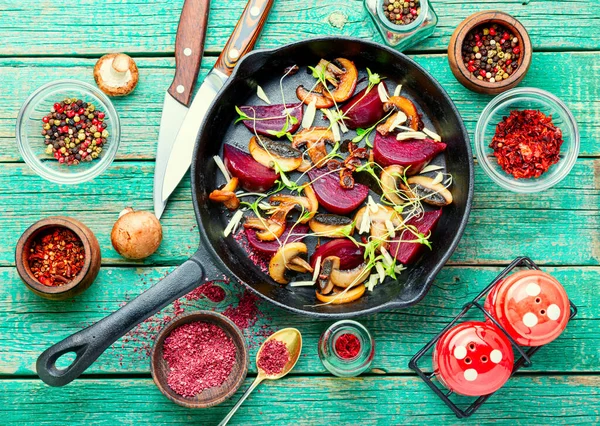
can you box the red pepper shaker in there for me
[432,321,514,396]
[484,270,570,346]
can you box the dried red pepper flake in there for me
[163,321,237,397]
[334,333,362,359]
[490,109,563,179]
[27,227,85,286]
[257,339,290,375]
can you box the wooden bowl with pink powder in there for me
[150,310,249,408]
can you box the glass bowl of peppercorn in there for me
[16,80,120,184]
[475,87,579,193]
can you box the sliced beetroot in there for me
[239,102,303,137]
[223,144,279,192]
[340,82,386,129]
[245,223,309,257]
[308,168,369,215]
[373,133,447,174]
[310,239,364,270]
[389,209,442,265]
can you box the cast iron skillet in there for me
[37,37,473,386]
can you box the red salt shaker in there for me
[432,321,514,397]
[484,270,570,346]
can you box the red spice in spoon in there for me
[163,321,236,397]
[257,339,290,375]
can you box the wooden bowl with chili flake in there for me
[150,311,249,408]
[448,11,532,95]
[15,216,101,300]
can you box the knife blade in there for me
[161,0,274,203]
[153,0,210,219]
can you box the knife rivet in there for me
[250,6,260,17]
[184,48,192,56]
[229,48,240,60]
[176,85,185,94]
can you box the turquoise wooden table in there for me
[1,0,598,424]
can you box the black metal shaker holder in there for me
[408,257,578,418]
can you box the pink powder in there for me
[223,291,260,329]
[163,321,236,397]
[257,339,290,375]
[185,281,226,303]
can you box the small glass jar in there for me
[318,320,374,377]
[365,0,438,50]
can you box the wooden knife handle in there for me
[167,0,211,106]
[213,0,274,76]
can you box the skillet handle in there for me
[213,0,274,76]
[36,253,206,387]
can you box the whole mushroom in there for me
[111,208,162,259]
[94,53,139,96]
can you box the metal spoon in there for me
[218,328,302,426]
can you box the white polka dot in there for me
[464,369,478,382]
[526,283,541,297]
[176,85,185,94]
[250,6,260,17]
[547,304,561,320]
[229,48,240,60]
[523,312,538,328]
[183,47,192,56]
[453,346,467,360]
[490,349,503,364]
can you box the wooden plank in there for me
[1,52,599,161]
[1,266,595,375]
[0,0,598,56]
[1,160,598,266]
[1,376,598,424]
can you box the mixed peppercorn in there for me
[462,24,521,83]
[41,98,108,165]
[490,109,563,179]
[27,227,85,286]
[382,0,421,25]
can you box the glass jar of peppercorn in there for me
[318,320,375,377]
[16,80,121,184]
[365,0,438,50]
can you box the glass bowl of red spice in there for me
[475,87,579,193]
[150,311,249,408]
[15,216,101,300]
[318,320,374,377]
[16,80,121,185]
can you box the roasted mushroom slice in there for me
[400,176,453,206]
[315,284,366,304]
[309,214,353,238]
[318,256,372,289]
[270,184,318,224]
[322,58,358,103]
[249,136,303,172]
[209,177,240,210]
[296,58,358,107]
[381,165,406,205]
[292,127,335,168]
[296,84,335,109]
[378,96,423,133]
[354,204,403,249]
[269,242,314,284]
[244,216,286,242]
[376,111,408,136]
[317,256,336,295]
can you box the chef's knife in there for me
[153,0,210,219]
[161,0,274,202]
